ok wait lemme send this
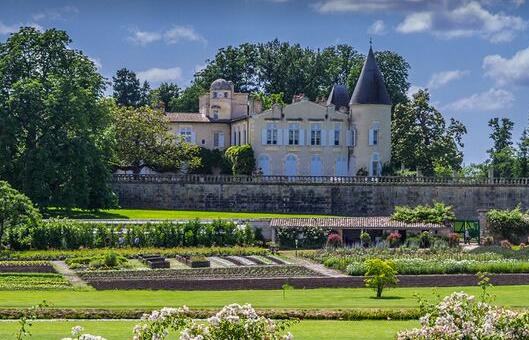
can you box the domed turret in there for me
[210,78,234,91]
[327,84,349,110]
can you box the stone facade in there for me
[111,176,529,220]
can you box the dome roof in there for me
[210,78,233,91]
[327,84,349,110]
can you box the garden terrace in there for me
[0,261,56,273]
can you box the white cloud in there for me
[128,30,162,46]
[444,88,514,112]
[483,46,529,87]
[164,26,206,44]
[406,85,424,99]
[194,64,207,73]
[137,67,183,83]
[32,6,79,21]
[0,21,17,35]
[88,57,102,70]
[396,1,527,43]
[427,70,468,89]
[367,20,386,35]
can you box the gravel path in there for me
[286,257,348,278]
[51,261,91,289]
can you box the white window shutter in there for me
[277,128,283,145]
[261,128,267,145]
[346,130,352,146]
[284,128,289,145]
[368,128,374,146]
[299,129,305,146]
[219,133,225,147]
[321,129,326,146]
[328,130,334,146]
[191,131,196,144]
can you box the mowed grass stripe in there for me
[0,286,527,309]
[0,320,419,340]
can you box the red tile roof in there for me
[269,217,449,230]
[166,112,211,123]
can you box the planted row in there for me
[0,246,268,261]
[0,273,72,290]
[16,219,255,250]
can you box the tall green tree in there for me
[150,82,180,111]
[392,90,466,176]
[517,125,529,177]
[168,82,206,112]
[112,68,142,107]
[0,27,116,209]
[487,117,516,178]
[110,104,200,174]
[139,80,151,107]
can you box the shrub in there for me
[66,252,130,270]
[419,231,431,248]
[277,226,329,249]
[397,292,529,340]
[487,207,529,243]
[392,202,455,224]
[363,258,398,298]
[326,233,342,249]
[387,231,401,248]
[448,232,460,248]
[0,181,42,250]
[360,232,371,248]
[224,144,256,175]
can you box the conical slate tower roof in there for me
[349,47,391,105]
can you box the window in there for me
[179,127,192,143]
[238,131,241,145]
[243,129,246,144]
[266,123,278,145]
[288,123,300,145]
[351,127,357,146]
[369,122,380,146]
[311,123,321,146]
[213,132,224,148]
[233,131,237,145]
[224,92,228,98]
[334,123,340,146]
[373,128,379,145]
[370,153,382,176]
[212,92,217,98]
[212,108,219,120]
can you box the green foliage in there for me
[112,68,143,107]
[419,231,431,248]
[392,89,467,176]
[363,258,398,298]
[66,252,129,270]
[110,105,201,174]
[391,202,455,224]
[224,144,256,175]
[486,207,529,243]
[250,92,285,110]
[487,117,516,178]
[277,226,329,249]
[168,82,206,112]
[0,27,115,209]
[0,181,41,249]
[190,148,231,175]
[360,232,371,247]
[149,82,180,111]
[24,219,255,250]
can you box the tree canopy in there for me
[112,68,143,107]
[392,89,467,176]
[0,27,116,209]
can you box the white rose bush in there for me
[397,292,529,340]
[64,304,294,340]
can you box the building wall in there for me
[170,122,230,150]
[112,179,529,220]
[250,100,351,176]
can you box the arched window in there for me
[370,153,382,176]
[310,154,323,176]
[258,154,271,175]
[284,154,297,177]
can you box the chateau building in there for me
[168,47,392,176]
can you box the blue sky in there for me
[1,0,529,164]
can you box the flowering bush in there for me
[397,292,529,339]
[387,231,401,248]
[61,326,107,340]
[326,233,342,249]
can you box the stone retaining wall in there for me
[87,273,529,290]
[112,176,529,219]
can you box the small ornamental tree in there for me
[326,233,342,249]
[486,206,529,243]
[360,231,371,248]
[419,231,431,248]
[0,181,41,249]
[387,231,401,248]
[224,144,256,175]
[364,258,399,298]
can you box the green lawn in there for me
[0,286,528,310]
[46,208,335,220]
[0,320,419,340]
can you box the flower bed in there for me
[79,265,323,281]
[303,247,529,275]
[0,246,268,261]
[0,272,72,290]
[174,255,210,268]
[0,261,56,273]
